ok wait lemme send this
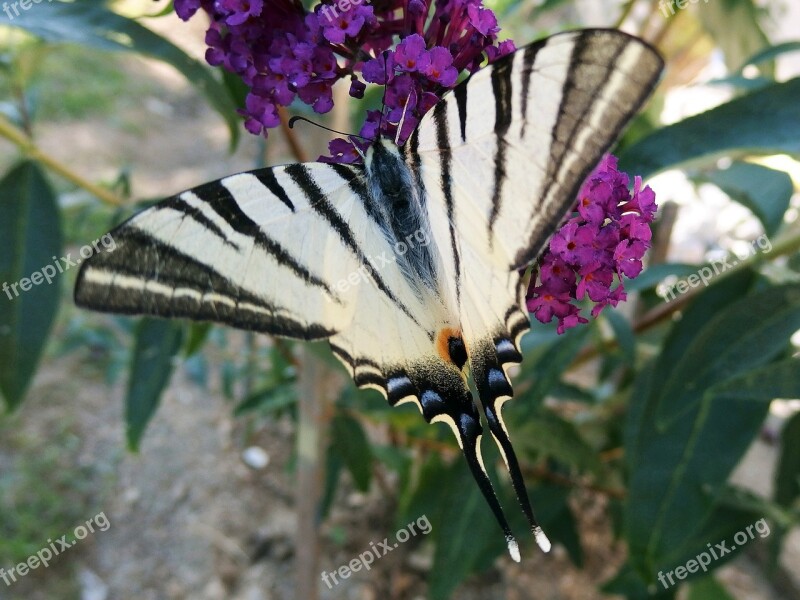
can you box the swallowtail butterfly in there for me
[75,28,663,561]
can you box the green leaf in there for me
[695,0,771,77]
[7,2,240,149]
[654,503,764,583]
[516,325,591,410]
[396,452,450,529]
[126,318,184,451]
[698,161,792,236]
[647,270,754,405]
[687,577,735,600]
[602,562,676,599]
[737,40,800,73]
[775,411,800,509]
[527,483,583,567]
[428,460,505,600]
[515,407,604,476]
[183,322,212,357]
[624,305,793,581]
[604,309,635,363]
[714,484,794,530]
[709,359,800,403]
[319,448,343,520]
[330,412,372,492]
[234,383,296,416]
[655,285,800,425]
[0,161,62,410]
[625,270,754,473]
[618,79,800,178]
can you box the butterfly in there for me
[74,28,663,561]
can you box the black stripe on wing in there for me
[519,43,542,138]
[327,163,386,229]
[253,168,296,212]
[487,58,513,241]
[160,196,241,251]
[285,164,424,328]
[75,229,337,339]
[432,102,462,307]
[161,180,336,297]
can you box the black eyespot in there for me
[448,337,468,369]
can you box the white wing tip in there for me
[534,526,551,553]
[507,536,521,563]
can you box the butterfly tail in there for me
[472,343,552,554]
[417,383,522,562]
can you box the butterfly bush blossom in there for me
[526,155,657,334]
[172,0,656,332]
[173,0,514,161]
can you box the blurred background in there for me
[1,1,799,599]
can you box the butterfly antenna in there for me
[377,50,390,139]
[473,349,551,554]
[288,116,370,142]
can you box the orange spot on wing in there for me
[435,327,463,364]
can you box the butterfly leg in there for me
[472,343,551,553]
[417,383,522,562]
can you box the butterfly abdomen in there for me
[365,139,437,289]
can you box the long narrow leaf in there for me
[0,161,62,410]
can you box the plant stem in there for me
[614,0,637,29]
[0,115,125,207]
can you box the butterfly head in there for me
[365,136,403,168]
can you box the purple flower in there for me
[467,4,499,36]
[349,76,367,99]
[174,0,203,21]
[395,34,428,72]
[421,47,459,86]
[362,52,394,85]
[173,0,512,145]
[240,93,279,135]
[321,5,373,44]
[526,154,657,333]
[220,0,263,26]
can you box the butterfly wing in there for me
[406,28,663,546]
[76,163,437,345]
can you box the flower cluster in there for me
[172,0,513,161]
[526,155,657,334]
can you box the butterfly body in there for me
[75,29,663,561]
